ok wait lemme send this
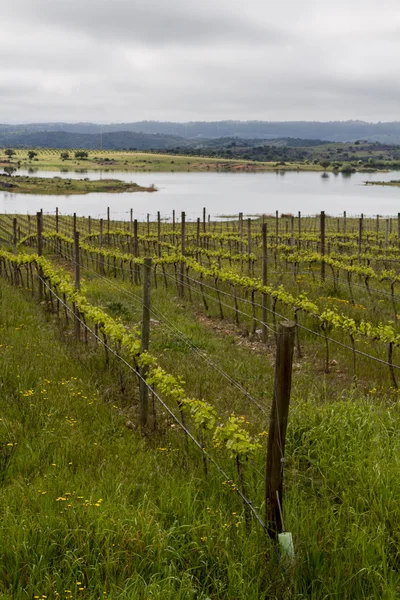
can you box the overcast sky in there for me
[1,0,399,123]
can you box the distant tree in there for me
[60,151,70,160]
[4,149,15,159]
[340,162,354,174]
[74,151,88,159]
[320,159,330,170]
[4,166,16,176]
[28,150,37,160]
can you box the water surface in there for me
[0,169,399,220]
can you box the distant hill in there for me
[1,120,400,144]
[0,130,187,150]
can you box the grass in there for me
[0,175,155,195]
[1,148,326,173]
[2,211,400,598]
[0,280,270,599]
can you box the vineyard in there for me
[1,207,400,599]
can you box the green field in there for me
[0,174,155,195]
[0,147,331,173]
[1,211,400,598]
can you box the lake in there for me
[0,169,399,221]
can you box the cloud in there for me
[0,0,400,122]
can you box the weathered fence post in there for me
[180,212,186,298]
[262,223,268,343]
[157,211,161,257]
[265,321,295,540]
[37,211,43,299]
[99,218,105,275]
[140,257,152,429]
[74,231,81,341]
[247,218,252,276]
[398,213,400,249]
[133,219,139,285]
[320,210,326,281]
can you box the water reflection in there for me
[1,168,399,218]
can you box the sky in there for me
[1,0,400,123]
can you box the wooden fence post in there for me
[140,257,152,429]
[130,208,133,234]
[196,217,200,262]
[73,212,77,235]
[107,206,110,233]
[262,223,268,343]
[265,321,295,540]
[203,207,206,233]
[13,217,17,251]
[74,231,81,340]
[320,211,326,281]
[398,213,400,249]
[37,211,43,299]
[180,212,186,298]
[298,211,301,247]
[157,211,161,257]
[55,207,59,233]
[358,217,363,265]
[99,218,104,275]
[133,219,139,285]
[247,218,252,276]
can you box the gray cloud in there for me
[1,0,400,123]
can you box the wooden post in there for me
[13,218,17,251]
[28,214,31,235]
[140,257,152,429]
[298,211,301,247]
[275,210,279,246]
[88,215,91,234]
[147,213,150,236]
[196,217,200,262]
[358,217,363,265]
[74,231,81,340]
[73,212,77,235]
[376,214,380,234]
[247,218,252,276]
[107,206,110,233]
[320,211,326,281]
[130,208,133,234]
[180,212,185,298]
[385,219,389,258]
[133,219,139,285]
[99,218,104,275]
[55,207,59,233]
[343,211,347,240]
[203,207,206,233]
[262,223,268,343]
[37,212,43,299]
[265,321,295,540]
[12,217,18,284]
[398,213,400,249]
[172,209,175,234]
[157,211,161,257]
[74,231,81,292]
[290,215,294,247]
